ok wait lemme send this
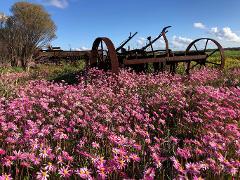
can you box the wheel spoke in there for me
[100,40,104,62]
[106,51,110,64]
[204,39,209,52]
[97,52,103,62]
[185,38,225,73]
[193,44,200,55]
[207,49,219,57]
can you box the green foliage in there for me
[0,61,85,97]
[224,50,240,57]
[0,50,239,97]
[0,1,56,68]
[11,2,56,47]
[0,66,24,73]
[30,60,85,81]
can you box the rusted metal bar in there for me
[162,31,170,56]
[141,26,171,51]
[91,37,119,74]
[37,26,225,74]
[39,51,90,58]
[123,55,207,65]
[186,38,225,69]
[116,32,138,52]
[147,36,154,56]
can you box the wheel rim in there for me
[185,38,225,73]
[90,37,119,74]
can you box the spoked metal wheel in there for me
[90,37,119,73]
[185,38,225,74]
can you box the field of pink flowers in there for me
[0,67,240,179]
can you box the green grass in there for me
[0,52,239,97]
[173,50,240,74]
[224,49,240,58]
[0,66,25,74]
[0,50,239,78]
[223,50,240,69]
[0,60,86,97]
[208,50,240,69]
[29,60,86,81]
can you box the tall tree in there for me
[0,13,8,64]
[0,2,56,69]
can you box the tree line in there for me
[0,2,56,69]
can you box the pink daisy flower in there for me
[76,167,92,179]
[36,170,49,180]
[0,173,13,180]
[92,142,100,149]
[58,166,71,178]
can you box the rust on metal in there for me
[35,26,225,74]
[116,32,138,52]
[35,46,91,64]
[186,38,225,68]
[91,37,119,74]
[123,55,208,65]
[89,26,225,74]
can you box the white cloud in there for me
[136,37,147,46]
[171,36,193,48]
[0,13,4,20]
[209,27,240,42]
[193,21,240,45]
[135,37,165,49]
[74,46,90,51]
[194,22,206,29]
[152,38,165,49]
[134,36,193,50]
[42,0,69,8]
[0,13,8,22]
[209,27,218,34]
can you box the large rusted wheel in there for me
[185,38,225,73]
[90,37,119,74]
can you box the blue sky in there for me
[1,0,240,50]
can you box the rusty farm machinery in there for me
[35,45,90,64]
[89,26,225,74]
[36,26,225,74]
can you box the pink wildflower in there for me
[0,149,6,155]
[92,142,100,149]
[97,166,107,179]
[193,176,205,180]
[170,157,185,173]
[185,162,201,175]
[130,153,141,162]
[2,157,12,167]
[176,147,191,159]
[58,166,71,178]
[45,162,56,172]
[0,173,13,180]
[39,148,50,159]
[36,170,49,180]
[76,167,92,179]
[143,167,155,180]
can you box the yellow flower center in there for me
[42,171,47,177]
[119,159,125,165]
[64,169,68,175]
